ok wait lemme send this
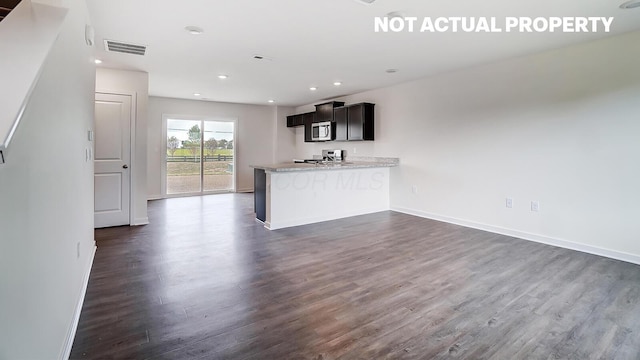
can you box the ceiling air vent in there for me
[104,39,146,56]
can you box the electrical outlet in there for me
[353,147,357,154]
[531,201,540,212]
[76,242,80,258]
[412,185,418,194]
[506,198,513,209]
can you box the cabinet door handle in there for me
[123,164,129,169]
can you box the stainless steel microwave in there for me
[312,121,333,141]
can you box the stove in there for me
[293,159,324,164]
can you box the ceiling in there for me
[86,0,640,107]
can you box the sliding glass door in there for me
[165,118,235,196]
[166,119,202,194]
[203,121,234,192]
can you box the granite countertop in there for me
[251,157,399,173]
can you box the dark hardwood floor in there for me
[71,194,640,359]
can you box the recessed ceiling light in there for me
[185,26,204,35]
[94,59,102,64]
[310,87,318,91]
[354,0,377,4]
[386,69,399,73]
[620,0,640,8]
[268,100,275,103]
[193,93,201,96]
[218,74,229,79]
[333,81,342,86]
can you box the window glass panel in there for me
[203,121,234,192]
[166,119,202,194]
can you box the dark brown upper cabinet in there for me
[288,101,372,142]
[314,101,345,123]
[347,103,374,141]
[333,103,375,141]
[286,114,304,127]
[303,112,315,142]
[333,106,348,141]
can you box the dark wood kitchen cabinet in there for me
[333,103,375,141]
[303,112,315,142]
[314,101,345,123]
[303,112,315,124]
[308,101,344,143]
[286,114,304,127]
[347,103,375,141]
[254,169,266,222]
[333,106,348,141]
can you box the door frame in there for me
[95,91,137,226]
[161,114,237,197]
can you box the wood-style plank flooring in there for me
[70,194,640,359]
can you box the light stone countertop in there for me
[251,157,399,173]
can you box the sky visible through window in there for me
[167,119,233,147]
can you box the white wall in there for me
[148,97,290,197]
[292,30,640,263]
[273,106,296,164]
[96,68,149,225]
[0,0,96,358]
[0,0,68,152]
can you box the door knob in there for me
[123,164,129,169]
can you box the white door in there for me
[94,93,131,228]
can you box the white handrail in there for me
[0,0,68,164]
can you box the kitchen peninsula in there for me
[251,157,399,230]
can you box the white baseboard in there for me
[60,243,96,360]
[391,206,640,266]
[149,190,253,199]
[131,217,149,226]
